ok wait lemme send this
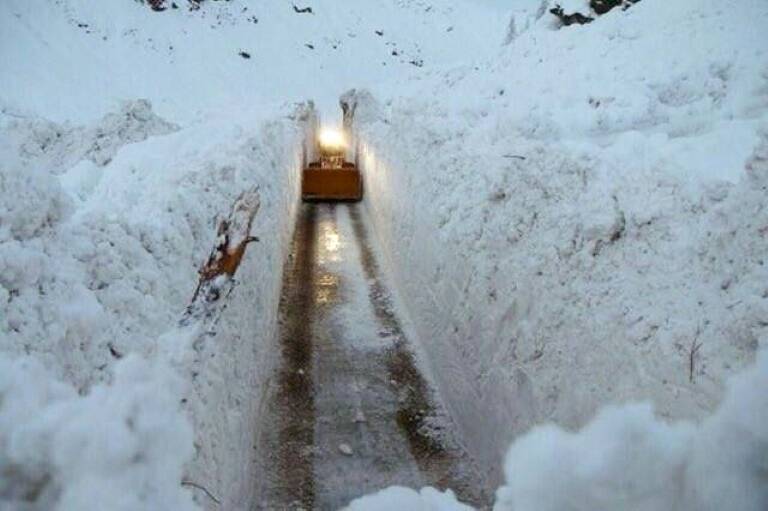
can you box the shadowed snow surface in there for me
[1,0,767,509]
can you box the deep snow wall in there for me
[359,117,767,483]
[353,0,768,483]
[0,1,340,507]
[0,101,309,509]
[170,115,310,509]
[182,106,320,509]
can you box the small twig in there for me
[181,480,220,505]
[0,109,27,119]
[689,335,702,383]
[502,154,526,160]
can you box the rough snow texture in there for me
[2,0,767,508]
[0,355,195,511]
[495,349,768,511]
[0,0,511,508]
[0,97,305,509]
[343,349,768,510]
[354,0,768,484]
[343,486,474,511]
[0,0,505,124]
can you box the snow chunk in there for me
[338,443,354,456]
[0,354,198,511]
[85,99,178,167]
[343,486,474,511]
[348,351,767,511]
[2,99,177,176]
[494,348,768,511]
[0,165,71,240]
[495,404,693,511]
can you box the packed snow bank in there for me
[0,355,195,511]
[344,348,768,511]
[352,0,768,483]
[1,0,510,508]
[495,348,768,511]
[0,98,308,509]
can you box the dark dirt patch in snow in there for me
[260,205,318,509]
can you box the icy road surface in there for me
[256,204,490,510]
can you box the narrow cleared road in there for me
[256,203,490,510]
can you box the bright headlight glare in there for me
[319,128,346,150]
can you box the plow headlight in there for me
[318,128,346,151]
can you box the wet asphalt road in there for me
[256,203,490,510]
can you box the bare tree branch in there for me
[181,480,220,505]
[689,330,703,383]
[182,187,260,328]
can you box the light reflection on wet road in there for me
[256,204,490,510]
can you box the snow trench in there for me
[349,82,767,490]
[341,2,768,504]
[179,105,317,510]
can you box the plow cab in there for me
[302,129,362,202]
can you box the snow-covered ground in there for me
[0,1,505,509]
[1,0,767,509]
[349,0,768,506]
[0,97,307,509]
[0,0,504,124]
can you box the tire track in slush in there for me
[311,204,423,509]
[347,204,491,507]
[258,203,490,510]
[257,205,317,510]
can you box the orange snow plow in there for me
[302,129,362,202]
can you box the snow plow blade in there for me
[301,164,363,202]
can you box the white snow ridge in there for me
[1,0,767,510]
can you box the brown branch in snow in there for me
[181,480,220,505]
[182,188,260,327]
[689,333,703,383]
[194,188,261,297]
